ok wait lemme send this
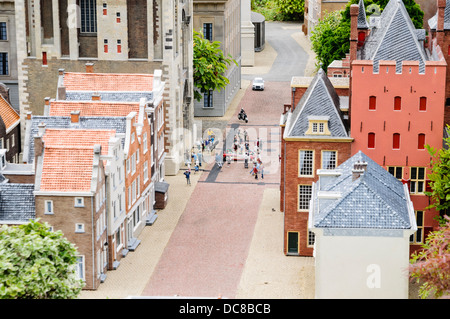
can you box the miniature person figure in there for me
[184,170,191,185]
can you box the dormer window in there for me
[306,116,330,135]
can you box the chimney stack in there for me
[70,110,81,123]
[349,4,359,62]
[352,160,368,181]
[437,0,446,44]
[86,62,94,73]
[92,93,101,101]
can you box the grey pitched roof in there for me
[429,0,450,30]
[26,116,127,163]
[358,0,369,29]
[0,183,35,222]
[285,69,348,138]
[313,151,412,229]
[361,0,429,73]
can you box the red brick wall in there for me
[282,139,352,256]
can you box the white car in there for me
[252,77,264,91]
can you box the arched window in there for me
[394,96,401,111]
[418,134,425,150]
[369,96,376,110]
[368,133,375,149]
[419,97,427,111]
[393,133,400,149]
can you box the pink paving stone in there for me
[141,82,290,298]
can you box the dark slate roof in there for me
[313,151,412,229]
[0,183,35,222]
[361,0,429,73]
[285,69,348,138]
[358,0,369,29]
[26,116,127,163]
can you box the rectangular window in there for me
[116,12,121,23]
[0,22,7,40]
[308,230,315,247]
[204,90,213,108]
[410,211,424,244]
[0,52,8,75]
[117,39,121,53]
[80,0,97,33]
[298,185,312,211]
[143,132,148,153]
[76,256,85,280]
[103,39,108,53]
[410,167,426,194]
[131,153,136,174]
[45,200,53,214]
[144,161,148,181]
[75,223,85,233]
[322,151,337,170]
[387,166,403,181]
[299,150,314,176]
[74,197,84,207]
[102,3,107,15]
[11,134,14,147]
[203,23,213,41]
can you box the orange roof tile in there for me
[0,95,19,131]
[63,72,154,92]
[43,129,117,155]
[40,129,117,192]
[40,147,95,192]
[48,100,140,119]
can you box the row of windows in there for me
[287,208,425,254]
[387,166,426,194]
[368,96,427,111]
[299,150,337,177]
[367,133,426,150]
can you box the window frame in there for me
[298,184,313,212]
[410,210,424,244]
[321,150,337,170]
[45,200,54,214]
[410,167,426,195]
[298,150,314,177]
[74,197,84,207]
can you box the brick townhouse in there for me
[53,67,166,247]
[281,0,447,256]
[280,69,353,256]
[33,130,108,290]
[45,97,161,256]
[0,87,20,163]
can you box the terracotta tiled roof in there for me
[39,129,116,192]
[48,100,140,118]
[43,129,117,154]
[63,72,154,92]
[0,94,19,131]
[40,147,95,192]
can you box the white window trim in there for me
[45,200,54,214]
[74,197,84,207]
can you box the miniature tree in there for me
[409,216,450,299]
[193,31,237,102]
[0,220,84,299]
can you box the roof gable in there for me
[0,94,19,131]
[361,0,428,72]
[313,151,412,229]
[286,69,348,138]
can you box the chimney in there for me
[34,122,46,163]
[153,69,162,89]
[44,97,51,116]
[352,160,368,181]
[86,62,94,73]
[349,4,359,62]
[58,68,65,76]
[70,110,80,123]
[26,111,32,120]
[437,0,446,44]
[57,68,66,100]
[92,93,101,101]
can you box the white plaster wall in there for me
[314,232,412,299]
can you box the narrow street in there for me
[79,21,316,299]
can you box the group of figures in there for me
[223,128,265,179]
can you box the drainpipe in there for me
[91,195,95,289]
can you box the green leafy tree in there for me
[193,31,237,102]
[0,220,84,299]
[425,127,450,222]
[311,0,424,72]
[275,0,305,19]
[409,215,450,299]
